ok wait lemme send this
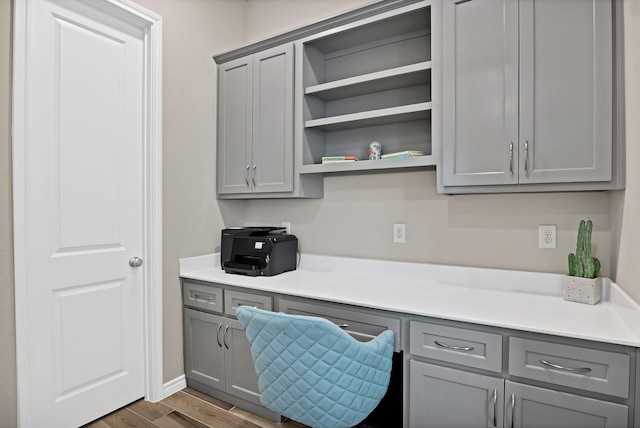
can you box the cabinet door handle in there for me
[492,388,497,427]
[252,164,257,186]
[510,393,515,428]
[336,324,349,329]
[223,324,230,350]
[245,165,250,186]
[216,323,223,348]
[509,142,514,176]
[539,359,592,373]
[524,140,529,176]
[434,340,474,352]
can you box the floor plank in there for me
[161,391,262,428]
[182,387,234,411]
[101,408,160,428]
[128,399,174,421]
[154,411,212,428]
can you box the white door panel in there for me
[14,0,157,426]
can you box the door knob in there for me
[129,257,143,268]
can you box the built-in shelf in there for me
[300,155,436,174]
[305,61,431,101]
[305,102,431,132]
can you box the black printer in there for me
[221,227,298,276]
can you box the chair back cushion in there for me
[236,306,394,428]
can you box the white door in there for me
[13,0,161,426]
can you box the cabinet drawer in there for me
[225,289,273,317]
[410,321,502,373]
[509,337,631,398]
[278,298,401,352]
[183,282,224,314]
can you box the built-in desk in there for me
[180,253,640,427]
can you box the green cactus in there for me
[568,219,601,279]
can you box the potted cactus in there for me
[564,219,602,304]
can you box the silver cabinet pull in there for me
[524,140,529,176]
[252,164,257,186]
[492,388,497,427]
[434,340,474,352]
[336,324,349,329]
[216,323,223,348]
[245,165,250,186]
[539,359,592,373]
[223,325,230,350]
[509,142,514,176]
[129,257,143,268]
[510,393,515,428]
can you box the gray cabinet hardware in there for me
[492,388,497,427]
[509,142,514,176]
[539,359,592,374]
[223,324,230,350]
[216,323,222,348]
[434,340,474,352]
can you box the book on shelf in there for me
[380,150,426,159]
[321,155,358,164]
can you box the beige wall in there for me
[0,0,16,425]
[612,0,640,303]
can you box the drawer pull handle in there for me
[337,324,349,329]
[193,294,212,301]
[434,340,475,352]
[216,323,223,348]
[539,359,592,373]
[492,388,497,427]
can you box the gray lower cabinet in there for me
[506,381,628,428]
[217,43,295,197]
[409,361,504,428]
[183,308,224,390]
[182,279,637,427]
[409,363,629,428]
[183,309,261,405]
[441,0,621,193]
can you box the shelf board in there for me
[305,102,431,132]
[300,155,436,174]
[305,61,431,101]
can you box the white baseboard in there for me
[162,374,187,399]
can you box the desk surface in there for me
[180,253,640,348]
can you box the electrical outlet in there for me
[281,221,291,234]
[539,224,556,249]
[393,223,406,243]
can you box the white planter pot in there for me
[563,276,602,305]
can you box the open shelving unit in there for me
[298,1,433,175]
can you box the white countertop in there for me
[179,253,640,348]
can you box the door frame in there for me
[11,0,164,424]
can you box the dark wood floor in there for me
[84,387,306,428]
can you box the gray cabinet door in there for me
[252,44,294,193]
[409,360,504,428]
[442,0,519,186]
[224,317,262,405]
[505,381,628,428]
[183,308,225,391]
[519,0,612,184]
[218,56,253,195]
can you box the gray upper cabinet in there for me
[441,0,622,193]
[217,44,295,197]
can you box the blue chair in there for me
[236,306,394,428]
